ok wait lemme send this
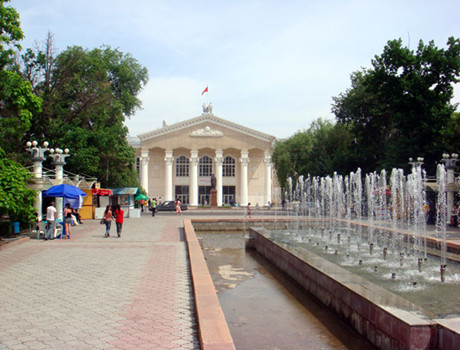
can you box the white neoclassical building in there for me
[130,105,276,207]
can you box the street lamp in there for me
[49,147,71,221]
[26,141,49,217]
[49,147,70,167]
[442,153,459,170]
[26,141,49,178]
[408,157,424,168]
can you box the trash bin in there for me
[11,222,20,234]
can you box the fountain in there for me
[274,161,455,287]
[246,160,460,349]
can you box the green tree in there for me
[332,37,460,174]
[0,0,22,69]
[442,112,460,155]
[272,119,354,189]
[0,0,41,160]
[22,43,148,187]
[0,147,36,230]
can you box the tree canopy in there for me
[273,37,460,191]
[272,119,353,188]
[0,0,41,160]
[332,37,460,174]
[22,40,149,187]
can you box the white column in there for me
[55,164,63,221]
[164,151,174,201]
[190,151,198,206]
[215,150,223,206]
[33,160,43,218]
[26,141,49,221]
[140,150,149,196]
[447,167,455,224]
[239,151,249,206]
[264,151,272,206]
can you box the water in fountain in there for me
[436,164,448,280]
[271,165,460,317]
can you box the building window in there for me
[176,155,189,177]
[199,155,213,177]
[223,156,235,177]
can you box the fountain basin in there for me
[247,226,460,350]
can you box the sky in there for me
[12,0,460,139]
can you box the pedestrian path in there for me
[0,215,200,350]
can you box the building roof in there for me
[137,112,275,144]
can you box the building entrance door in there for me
[175,186,189,204]
[223,186,236,205]
[199,186,212,206]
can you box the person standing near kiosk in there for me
[45,202,56,240]
[151,198,157,217]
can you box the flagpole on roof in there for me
[201,84,209,108]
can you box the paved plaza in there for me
[0,214,200,350]
[2,209,460,350]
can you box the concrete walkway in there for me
[0,214,200,350]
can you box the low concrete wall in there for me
[191,218,311,232]
[249,227,445,350]
[183,219,235,350]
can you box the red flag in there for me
[201,86,208,95]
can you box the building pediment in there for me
[137,114,274,143]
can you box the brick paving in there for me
[0,214,200,350]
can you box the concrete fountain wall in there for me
[247,227,460,350]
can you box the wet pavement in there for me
[0,214,200,350]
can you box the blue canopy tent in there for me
[43,184,87,209]
[43,184,87,199]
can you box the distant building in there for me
[129,104,275,206]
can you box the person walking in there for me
[63,203,73,239]
[151,197,157,217]
[45,202,57,240]
[247,202,252,218]
[114,205,124,238]
[175,198,182,215]
[103,205,113,237]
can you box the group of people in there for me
[44,202,82,240]
[102,205,124,238]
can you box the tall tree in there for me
[0,1,39,231]
[332,37,460,174]
[22,43,148,187]
[272,119,353,189]
[0,0,41,160]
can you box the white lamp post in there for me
[442,153,459,225]
[49,148,70,220]
[26,141,49,218]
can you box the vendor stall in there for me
[92,188,113,219]
[111,188,139,218]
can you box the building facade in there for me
[131,106,275,207]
